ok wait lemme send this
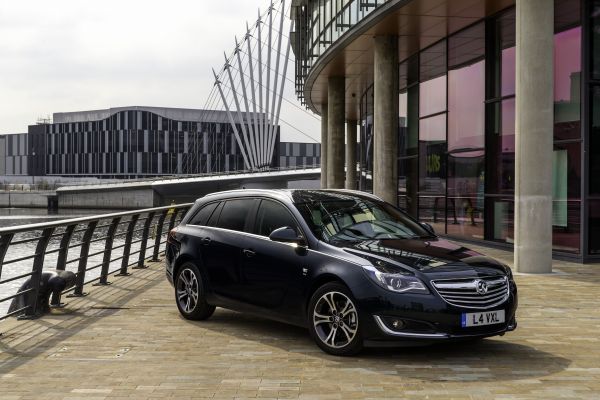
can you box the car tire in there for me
[175,262,215,320]
[308,282,363,356]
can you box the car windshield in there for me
[296,197,433,244]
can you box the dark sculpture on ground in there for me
[8,270,76,316]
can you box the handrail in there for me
[0,203,192,322]
[0,204,192,235]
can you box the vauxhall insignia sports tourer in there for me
[166,189,517,356]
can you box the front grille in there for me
[431,276,509,309]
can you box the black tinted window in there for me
[256,200,299,237]
[206,202,223,227]
[217,199,252,232]
[189,202,218,226]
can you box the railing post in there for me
[115,214,139,277]
[22,227,55,318]
[56,224,76,271]
[0,233,14,280]
[68,221,98,297]
[167,208,180,233]
[151,211,168,261]
[134,212,155,269]
[95,217,121,286]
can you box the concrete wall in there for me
[0,191,53,208]
[58,188,158,209]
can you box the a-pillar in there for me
[514,0,553,273]
[373,36,399,204]
[327,76,345,189]
[346,120,357,190]
[320,105,328,189]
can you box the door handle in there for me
[201,237,212,245]
[243,249,256,258]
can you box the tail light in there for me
[167,228,179,245]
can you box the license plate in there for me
[461,310,505,327]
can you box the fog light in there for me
[391,319,405,330]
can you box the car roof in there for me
[199,189,383,204]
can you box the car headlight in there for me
[504,264,514,280]
[361,264,429,294]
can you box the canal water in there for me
[0,208,154,317]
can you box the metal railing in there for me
[0,203,192,321]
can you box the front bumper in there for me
[354,280,518,345]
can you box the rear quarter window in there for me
[188,202,219,226]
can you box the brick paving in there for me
[0,246,599,399]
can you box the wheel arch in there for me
[305,273,350,314]
[173,253,205,283]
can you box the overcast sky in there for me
[0,0,319,142]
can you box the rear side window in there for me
[255,200,299,237]
[216,199,253,232]
[188,202,218,226]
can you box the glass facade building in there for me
[292,0,599,261]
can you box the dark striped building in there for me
[1,106,320,179]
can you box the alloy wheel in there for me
[313,291,358,349]
[176,268,199,313]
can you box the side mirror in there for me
[420,222,435,235]
[269,226,306,246]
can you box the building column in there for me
[320,105,328,189]
[514,0,554,273]
[373,36,399,205]
[327,76,345,189]
[345,120,357,190]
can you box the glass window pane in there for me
[448,60,485,151]
[485,197,514,243]
[398,156,418,216]
[419,113,446,142]
[497,8,516,98]
[419,75,447,117]
[217,199,252,232]
[501,46,516,97]
[554,26,581,140]
[447,150,485,240]
[448,22,485,69]
[551,142,581,254]
[552,201,580,254]
[420,41,447,82]
[418,195,446,235]
[419,114,447,195]
[555,0,581,32]
[256,200,298,237]
[189,203,218,226]
[486,99,515,195]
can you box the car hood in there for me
[337,237,508,276]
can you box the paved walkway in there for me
[0,246,599,400]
